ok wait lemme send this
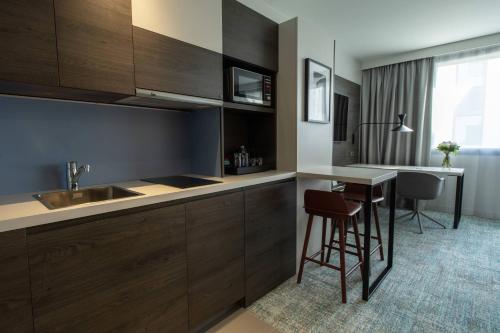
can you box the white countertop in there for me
[348,164,465,176]
[297,165,397,185]
[0,171,296,233]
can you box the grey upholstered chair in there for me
[397,171,446,233]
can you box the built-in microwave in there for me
[227,67,272,106]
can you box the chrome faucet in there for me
[66,161,90,191]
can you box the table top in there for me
[348,164,465,176]
[298,165,397,185]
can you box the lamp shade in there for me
[391,114,413,132]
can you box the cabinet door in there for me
[28,205,188,333]
[244,180,296,305]
[54,0,135,95]
[222,0,278,71]
[186,191,244,329]
[0,230,33,333]
[0,0,58,86]
[133,27,223,100]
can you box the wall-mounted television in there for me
[333,93,349,141]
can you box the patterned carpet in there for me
[249,209,500,333]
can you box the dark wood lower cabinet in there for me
[244,180,297,305]
[0,229,33,333]
[186,191,245,330]
[0,179,296,332]
[27,204,188,333]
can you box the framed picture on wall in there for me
[305,58,332,124]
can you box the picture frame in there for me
[305,58,332,124]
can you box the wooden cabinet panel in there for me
[133,26,223,100]
[222,0,278,71]
[27,205,188,333]
[0,0,58,86]
[54,0,135,95]
[0,229,33,333]
[244,180,296,305]
[186,191,244,329]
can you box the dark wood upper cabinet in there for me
[244,180,296,305]
[222,0,278,71]
[53,0,135,95]
[186,191,245,330]
[0,229,33,333]
[0,0,58,86]
[27,205,188,333]
[133,26,223,100]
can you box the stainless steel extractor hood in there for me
[116,88,223,111]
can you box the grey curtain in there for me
[360,58,434,166]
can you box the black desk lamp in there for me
[352,113,413,144]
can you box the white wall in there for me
[362,32,500,70]
[296,18,335,271]
[278,16,336,172]
[131,0,223,53]
[335,46,362,85]
[278,17,335,271]
[296,19,334,169]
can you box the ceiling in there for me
[263,0,500,63]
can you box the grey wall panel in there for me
[189,108,222,177]
[332,75,360,166]
[0,95,192,195]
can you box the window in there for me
[432,46,500,150]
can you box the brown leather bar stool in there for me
[297,189,364,303]
[328,183,385,261]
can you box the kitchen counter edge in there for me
[0,171,296,233]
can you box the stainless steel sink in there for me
[34,186,143,210]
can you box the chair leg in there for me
[416,211,424,234]
[321,217,327,265]
[326,218,336,262]
[373,204,384,261]
[297,214,314,284]
[402,199,417,220]
[337,218,347,303]
[351,215,364,277]
[421,212,447,229]
[396,210,414,220]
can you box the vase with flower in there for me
[437,141,460,168]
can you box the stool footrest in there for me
[326,240,381,256]
[325,245,360,257]
[304,244,363,277]
[346,230,380,240]
[345,260,363,277]
[303,256,362,278]
[304,257,340,271]
[309,249,325,260]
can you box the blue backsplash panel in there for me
[0,95,194,195]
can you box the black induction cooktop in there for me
[141,175,222,189]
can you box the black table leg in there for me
[453,175,464,229]
[362,177,396,301]
[387,179,396,268]
[362,185,373,301]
